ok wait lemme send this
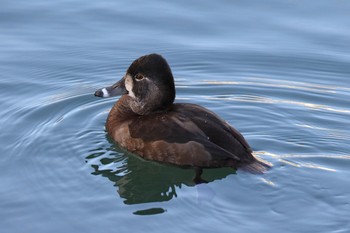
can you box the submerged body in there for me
[95,54,270,179]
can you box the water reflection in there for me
[87,143,235,205]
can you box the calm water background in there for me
[1,0,350,232]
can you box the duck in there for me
[94,53,270,183]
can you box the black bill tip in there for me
[94,89,104,97]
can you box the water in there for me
[1,0,350,232]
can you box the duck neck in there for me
[106,95,136,128]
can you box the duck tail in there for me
[241,157,272,174]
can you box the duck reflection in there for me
[87,144,235,205]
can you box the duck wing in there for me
[172,103,254,163]
[125,107,242,167]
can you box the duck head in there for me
[95,54,176,115]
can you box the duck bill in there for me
[94,78,127,98]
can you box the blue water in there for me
[1,0,350,232]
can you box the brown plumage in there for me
[95,54,271,182]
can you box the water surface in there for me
[1,0,350,232]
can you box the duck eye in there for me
[134,74,144,81]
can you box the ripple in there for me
[202,78,350,115]
[205,78,348,93]
[256,150,350,172]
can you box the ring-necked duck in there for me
[95,54,271,183]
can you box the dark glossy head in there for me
[95,54,175,115]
